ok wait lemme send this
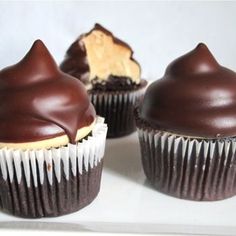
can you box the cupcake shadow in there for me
[103,132,146,184]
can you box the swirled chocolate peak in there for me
[0,40,96,144]
[140,43,236,138]
[60,23,141,85]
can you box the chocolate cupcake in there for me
[60,24,147,138]
[0,40,107,218]
[135,43,236,201]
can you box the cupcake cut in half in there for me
[0,40,107,218]
[136,43,236,201]
[61,24,147,138]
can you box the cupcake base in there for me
[0,161,103,218]
[89,80,147,138]
[0,117,107,217]
[135,109,236,201]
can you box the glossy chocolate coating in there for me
[140,43,236,138]
[60,23,139,85]
[0,40,95,143]
[60,39,90,85]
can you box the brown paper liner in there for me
[0,160,103,218]
[89,80,147,138]
[135,109,236,201]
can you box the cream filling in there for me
[0,119,96,150]
[82,29,141,84]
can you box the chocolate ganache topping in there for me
[140,43,236,138]
[60,23,141,86]
[60,38,90,85]
[0,40,95,143]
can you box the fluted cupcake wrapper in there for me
[0,117,108,218]
[90,87,146,138]
[137,123,236,201]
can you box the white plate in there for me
[0,133,236,235]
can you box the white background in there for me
[0,1,236,80]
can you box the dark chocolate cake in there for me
[61,24,147,137]
[0,40,107,218]
[136,43,236,201]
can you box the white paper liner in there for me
[0,117,107,187]
[137,127,236,200]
